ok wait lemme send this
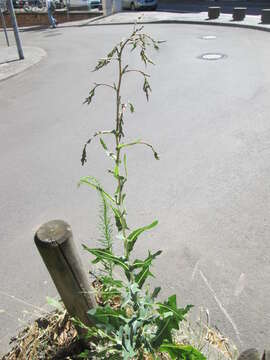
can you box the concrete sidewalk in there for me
[88,9,270,32]
[0,45,46,81]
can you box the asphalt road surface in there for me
[1,22,270,355]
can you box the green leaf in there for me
[93,57,111,71]
[111,206,128,232]
[134,265,154,288]
[88,306,127,329]
[100,275,124,289]
[84,87,96,105]
[157,295,193,320]
[107,46,117,59]
[117,140,141,150]
[82,246,129,272]
[151,287,161,299]
[132,250,162,270]
[152,296,193,348]
[117,140,159,161]
[129,102,135,113]
[80,129,115,166]
[127,220,158,253]
[46,296,63,311]
[123,154,128,178]
[154,151,160,160]
[79,176,115,204]
[113,165,119,178]
[143,76,152,101]
[100,138,108,150]
[160,342,206,360]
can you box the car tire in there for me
[130,2,135,10]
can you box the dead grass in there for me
[2,307,238,360]
[174,308,239,360]
[2,310,80,360]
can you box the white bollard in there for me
[102,0,113,15]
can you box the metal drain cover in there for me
[199,53,227,60]
[200,35,217,40]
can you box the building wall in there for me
[0,10,100,27]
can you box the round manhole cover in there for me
[200,35,217,40]
[199,53,227,60]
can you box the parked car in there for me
[67,0,101,9]
[89,0,101,8]
[13,0,26,8]
[122,0,157,11]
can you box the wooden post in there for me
[233,7,246,21]
[237,349,260,360]
[208,6,221,19]
[262,350,270,360]
[34,220,96,327]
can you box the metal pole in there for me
[0,6,9,46]
[65,0,69,21]
[6,0,24,59]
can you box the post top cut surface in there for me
[35,219,72,246]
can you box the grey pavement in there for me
[0,45,46,81]
[1,9,270,358]
[89,9,270,31]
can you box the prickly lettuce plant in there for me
[79,23,205,360]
